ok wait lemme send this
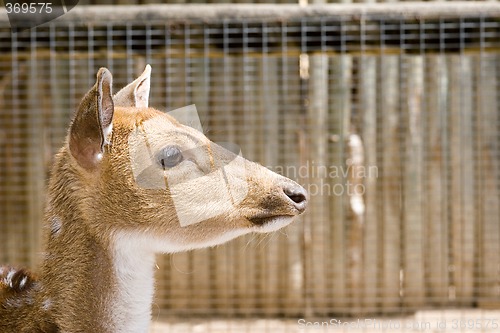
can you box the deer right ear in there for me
[69,68,114,171]
[113,64,151,108]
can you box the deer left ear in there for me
[69,68,114,171]
[113,64,151,108]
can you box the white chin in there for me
[252,216,295,233]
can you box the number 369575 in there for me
[5,3,53,14]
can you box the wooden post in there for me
[346,131,365,314]
[402,55,425,309]
[0,61,12,264]
[476,55,499,308]
[448,55,475,306]
[5,50,29,266]
[380,55,401,313]
[306,0,330,317]
[26,44,47,269]
[360,55,378,313]
[250,53,266,316]
[267,56,285,315]
[307,52,329,315]
[256,54,281,315]
[424,55,450,306]
[234,54,260,315]
[328,54,352,313]
[282,54,306,316]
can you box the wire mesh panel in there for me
[0,4,499,332]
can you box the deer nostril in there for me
[287,192,306,204]
[283,185,308,212]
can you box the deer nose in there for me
[283,183,308,213]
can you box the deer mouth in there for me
[249,214,295,227]
[248,214,297,233]
[249,215,285,225]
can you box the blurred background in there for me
[0,1,499,332]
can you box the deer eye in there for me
[158,146,184,169]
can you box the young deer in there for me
[0,66,308,333]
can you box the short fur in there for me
[0,67,307,332]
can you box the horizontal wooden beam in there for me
[0,3,498,55]
[0,3,499,24]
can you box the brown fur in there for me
[0,67,307,332]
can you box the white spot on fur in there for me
[5,269,16,288]
[50,216,62,236]
[42,298,52,311]
[19,276,27,289]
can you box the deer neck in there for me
[41,164,156,333]
[110,233,156,333]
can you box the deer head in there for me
[65,67,307,253]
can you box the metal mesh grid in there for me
[0,4,499,332]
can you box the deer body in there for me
[0,67,307,332]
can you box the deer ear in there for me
[113,64,151,108]
[69,68,114,171]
